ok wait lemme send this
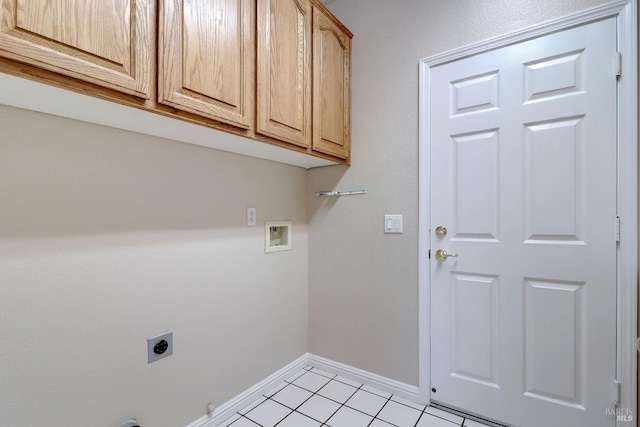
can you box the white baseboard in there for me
[306,354,422,404]
[185,354,309,427]
[186,353,423,427]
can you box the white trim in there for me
[185,354,309,427]
[417,46,432,407]
[425,0,631,66]
[614,0,638,421]
[0,73,337,170]
[185,353,422,427]
[418,0,637,424]
[306,354,422,403]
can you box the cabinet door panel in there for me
[0,0,153,98]
[312,7,350,160]
[159,0,254,129]
[257,0,312,147]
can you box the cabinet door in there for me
[0,0,153,98]
[312,7,351,160]
[159,0,254,129]
[257,0,312,147]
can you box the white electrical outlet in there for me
[247,207,256,226]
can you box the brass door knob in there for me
[435,226,447,238]
[435,249,458,262]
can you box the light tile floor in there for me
[218,366,488,427]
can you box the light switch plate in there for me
[247,207,256,226]
[384,215,403,233]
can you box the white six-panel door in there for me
[429,18,618,427]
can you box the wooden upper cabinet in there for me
[257,0,312,148]
[0,0,154,98]
[312,6,351,160]
[0,0,352,163]
[158,0,255,129]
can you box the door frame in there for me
[417,0,638,422]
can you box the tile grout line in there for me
[317,373,365,426]
[232,368,465,427]
[294,372,412,427]
[236,412,264,427]
[413,407,432,427]
[365,393,395,427]
[272,370,336,427]
[313,374,351,427]
[272,369,357,427]
[320,383,363,427]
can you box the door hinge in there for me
[428,249,431,259]
[615,216,620,243]
[615,52,622,77]
[614,380,621,407]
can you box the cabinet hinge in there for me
[428,249,431,259]
[614,380,621,407]
[615,52,622,77]
[615,216,620,243]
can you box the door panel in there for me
[524,279,585,408]
[451,130,499,241]
[524,118,584,242]
[430,18,617,427]
[524,50,584,101]
[451,71,499,116]
[451,273,499,387]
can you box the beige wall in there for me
[0,105,309,427]
[308,0,610,386]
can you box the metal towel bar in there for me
[313,190,366,197]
